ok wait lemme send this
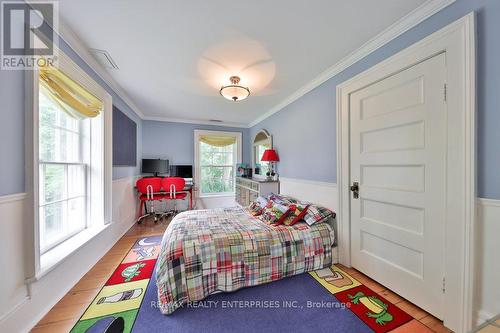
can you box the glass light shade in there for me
[220,76,250,101]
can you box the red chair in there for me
[136,177,164,223]
[161,177,187,216]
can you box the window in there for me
[32,51,112,267]
[39,89,90,252]
[195,130,242,196]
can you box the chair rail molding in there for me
[0,192,27,205]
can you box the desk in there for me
[156,184,193,210]
[136,182,194,211]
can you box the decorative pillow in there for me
[282,203,310,226]
[260,202,293,225]
[303,204,335,226]
[267,193,298,206]
[247,196,269,216]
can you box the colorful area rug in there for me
[71,236,430,333]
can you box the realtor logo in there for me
[1,0,58,70]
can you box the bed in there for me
[155,206,336,314]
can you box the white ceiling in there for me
[59,0,427,126]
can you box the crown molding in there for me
[247,0,456,127]
[54,0,455,128]
[57,18,145,119]
[142,115,249,129]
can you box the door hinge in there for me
[442,277,446,293]
[444,83,447,102]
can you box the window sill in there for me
[33,224,109,281]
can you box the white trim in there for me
[248,0,456,127]
[251,129,273,180]
[336,13,475,333]
[279,177,337,188]
[279,178,338,212]
[0,192,28,205]
[474,197,500,328]
[0,175,139,332]
[51,0,455,128]
[25,46,114,282]
[57,18,145,119]
[198,193,236,199]
[477,197,500,208]
[194,130,242,197]
[143,115,249,128]
[0,296,30,324]
[112,175,141,185]
[30,224,110,281]
[474,309,496,327]
[60,18,251,129]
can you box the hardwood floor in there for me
[32,217,170,333]
[32,217,455,333]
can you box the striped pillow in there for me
[303,204,335,226]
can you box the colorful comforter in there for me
[156,207,335,314]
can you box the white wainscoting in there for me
[279,177,338,262]
[0,176,498,330]
[0,176,139,333]
[0,193,29,325]
[196,195,236,209]
[278,178,500,326]
[279,177,338,211]
[474,198,500,326]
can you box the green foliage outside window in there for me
[200,141,236,194]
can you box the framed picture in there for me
[236,163,247,177]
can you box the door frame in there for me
[336,13,475,333]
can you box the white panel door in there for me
[349,53,447,318]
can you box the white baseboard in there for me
[474,309,496,327]
[473,198,500,329]
[0,176,140,333]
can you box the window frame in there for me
[26,47,113,278]
[38,90,91,253]
[194,130,242,198]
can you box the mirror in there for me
[252,129,272,177]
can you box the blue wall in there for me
[142,121,250,167]
[0,69,25,195]
[0,30,142,196]
[251,0,500,199]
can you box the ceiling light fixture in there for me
[220,76,250,102]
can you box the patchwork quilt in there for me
[156,207,335,314]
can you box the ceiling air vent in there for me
[90,48,119,69]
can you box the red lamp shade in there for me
[261,149,279,162]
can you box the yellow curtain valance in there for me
[200,135,236,147]
[39,65,103,119]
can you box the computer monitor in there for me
[142,159,169,176]
[170,165,193,179]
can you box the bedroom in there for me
[0,0,498,332]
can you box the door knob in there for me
[350,181,359,199]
